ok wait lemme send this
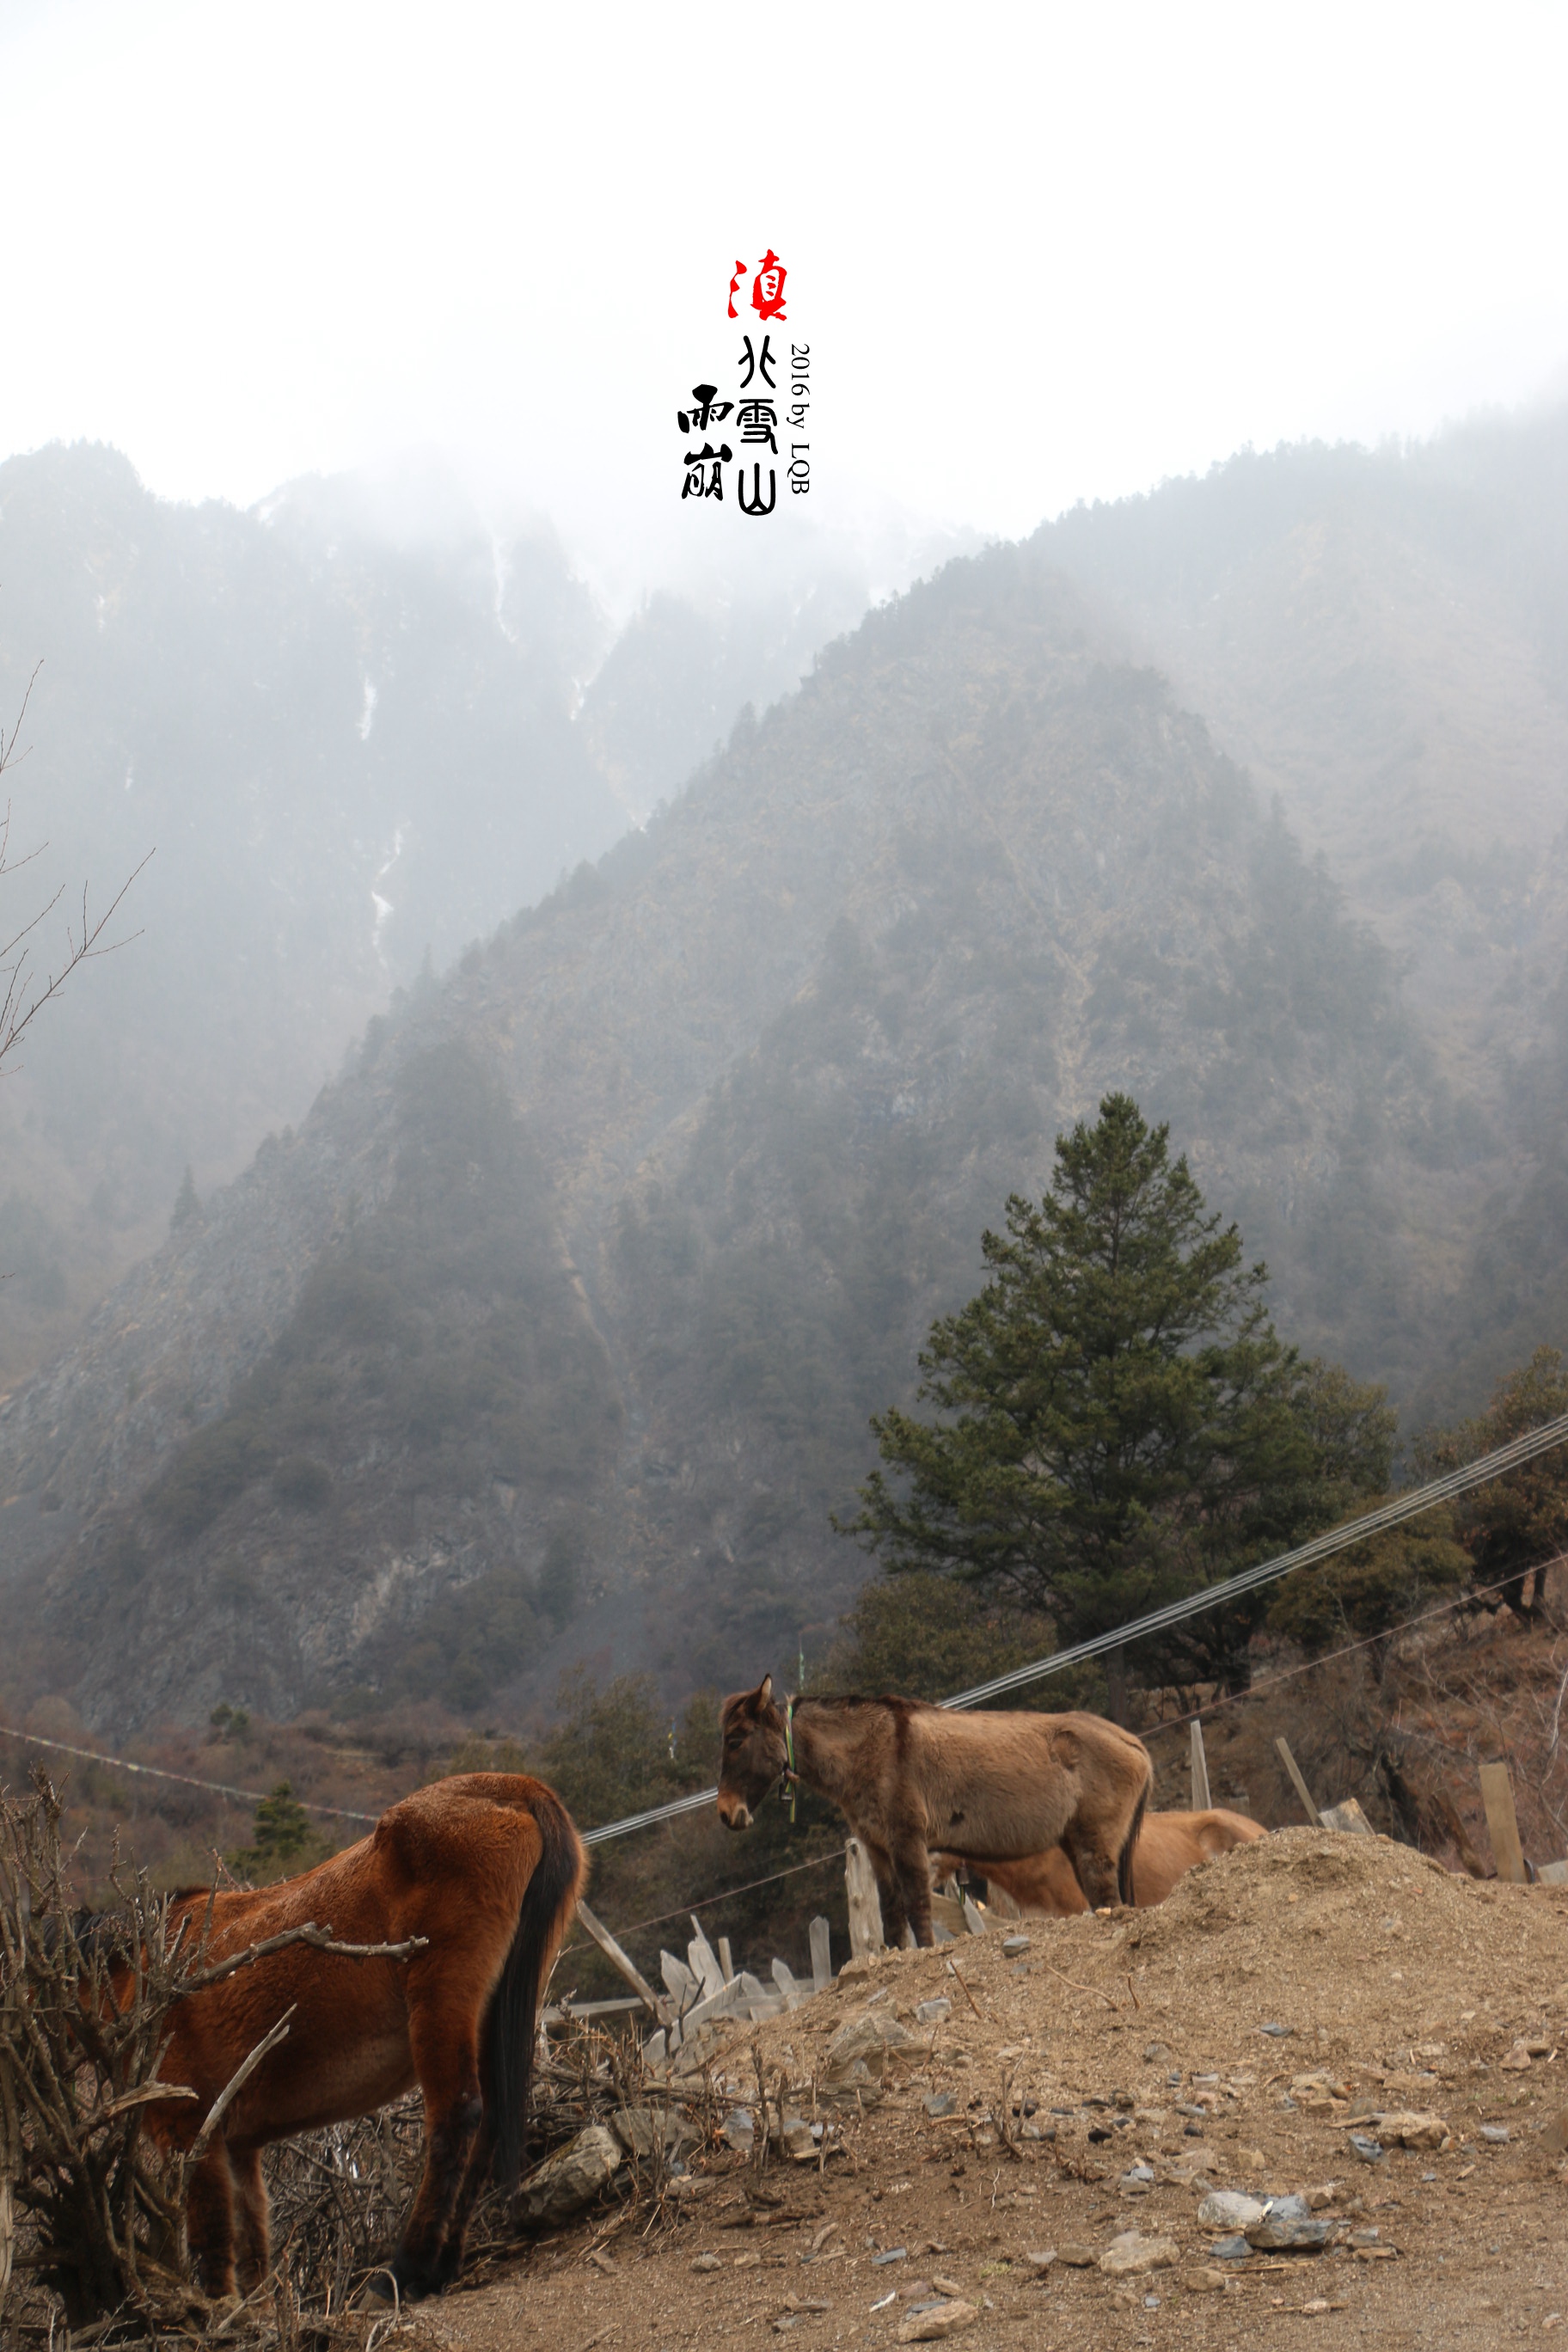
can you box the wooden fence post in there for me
[809,1916,833,1994]
[1275,1736,1325,1828]
[575,1898,670,2020]
[1190,1718,1212,1812]
[1479,1761,1528,1883]
[844,1838,885,1957]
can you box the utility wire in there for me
[0,1727,383,1823]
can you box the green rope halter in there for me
[781,1694,799,1825]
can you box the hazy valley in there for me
[2,403,1565,1740]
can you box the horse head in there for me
[716,1675,788,1828]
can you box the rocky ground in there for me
[420,1829,1568,2352]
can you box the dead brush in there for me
[0,1768,207,2338]
[0,1773,424,2346]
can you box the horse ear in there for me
[757,1673,774,1709]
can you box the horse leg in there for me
[229,2144,271,2293]
[861,1838,910,1948]
[388,2018,486,2299]
[440,2109,499,2283]
[184,2135,238,2299]
[1060,1826,1120,1912]
[890,1833,935,1947]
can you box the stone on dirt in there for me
[612,2106,695,2159]
[1363,2108,1449,2149]
[824,2009,913,2082]
[517,2123,623,2225]
[1245,2196,1331,2251]
[1197,2190,1266,2230]
[1099,2232,1179,2275]
[897,2300,978,2342]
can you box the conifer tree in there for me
[842,1094,1391,1709]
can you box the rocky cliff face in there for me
[5,537,1514,1735]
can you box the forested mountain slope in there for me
[0,544,1492,1734]
[0,446,877,1391]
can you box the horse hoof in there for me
[356,2270,402,2308]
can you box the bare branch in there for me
[185,2006,296,2167]
[0,662,40,776]
[0,660,151,1076]
[176,1920,428,1994]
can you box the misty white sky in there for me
[2,0,1565,592]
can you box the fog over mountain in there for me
[3,399,1566,1738]
[0,444,940,1391]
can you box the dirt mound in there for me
[432,1830,1568,2352]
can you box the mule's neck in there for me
[782,1698,860,1810]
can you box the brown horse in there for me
[717,1678,1152,1945]
[938,1804,1265,1916]
[132,1773,584,2301]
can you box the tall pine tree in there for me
[841,1094,1391,1710]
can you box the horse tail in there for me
[485,1785,586,2193]
[1116,1755,1153,1907]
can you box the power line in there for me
[573,1409,1568,1847]
[0,1727,382,1823]
[554,1847,844,1962]
[1136,1556,1566,1747]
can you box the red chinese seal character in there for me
[726,259,747,319]
[750,250,787,323]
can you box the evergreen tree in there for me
[841,1094,1392,1708]
[1414,1345,1568,1623]
[228,1780,323,1881]
[1267,1500,1469,1677]
[169,1164,202,1235]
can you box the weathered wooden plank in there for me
[962,1896,987,1936]
[1190,1718,1212,1812]
[660,1949,699,2010]
[576,1898,668,2018]
[1479,1761,1528,1884]
[678,1975,752,2036]
[718,1935,735,1983]
[1537,1859,1568,1886]
[1320,1797,1374,1836]
[772,1956,807,2009]
[809,1915,833,1993]
[1275,1736,1325,1828]
[845,1837,885,1957]
[687,1918,725,2001]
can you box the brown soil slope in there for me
[436,1829,1568,2352]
